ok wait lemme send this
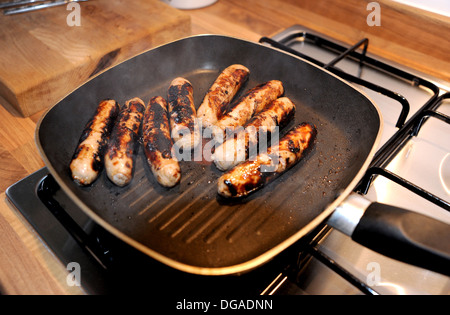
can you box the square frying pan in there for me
[39,35,439,276]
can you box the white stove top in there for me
[269,25,450,295]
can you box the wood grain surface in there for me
[0,0,448,295]
[0,0,191,117]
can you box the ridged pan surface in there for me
[36,35,381,275]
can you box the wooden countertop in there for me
[0,0,191,117]
[0,0,449,295]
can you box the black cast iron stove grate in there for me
[259,28,448,295]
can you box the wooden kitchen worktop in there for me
[0,0,449,295]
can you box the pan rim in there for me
[35,34,384,276]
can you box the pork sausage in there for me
[143,96,181,187]
[197,64,250,129]
[213,97,296,171]
[105,97,145,187]
[168,77,201,151]
[70,99,120,186]
[212,80,284,143]
[217,123,316,198]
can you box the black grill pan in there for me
[36,35,382,275]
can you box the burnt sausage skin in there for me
[213,97,296,171]
[105,97,145,187]
[168,77,201,151]
[217,123,316,198]
[70,99,120,186]
[212,80,284,143]
[197,64,250,129]
[143,96,181,187]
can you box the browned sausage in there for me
[213,97,296,171]
[212,80,284,143]
[142,96,181,187]
[197,64,250,129]
[168,77,201,151]
[217,123,316,198]
[70,99,120,186]
[104,97,145,187]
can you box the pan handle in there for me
[327,194,450,277]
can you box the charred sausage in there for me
[105,97,145,187]
[168,77,201,151]
[143,96,181,187]
[212,80,284,143]
[197,64,250,129]
[217,123,316,198]
[70,99,120,186]
[213,97,296,171]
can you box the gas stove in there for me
[261,25,450,295]
[6,25,450,295]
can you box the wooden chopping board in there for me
[0,0,191,117]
